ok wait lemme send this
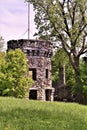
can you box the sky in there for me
[0,0,36,43]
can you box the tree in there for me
[27,0,87,102]
[0,52,6,95]
[0,52,6,71]
[52,48,75,87]
[52,48,68,86]
[52,48,75,100]
[80,57,87,104]
[0,35,4,52]
[0,49,33,98]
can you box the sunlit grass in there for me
[0,97,87,130]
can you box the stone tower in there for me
[7,39,54,101]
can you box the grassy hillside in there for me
[0,97,87,130]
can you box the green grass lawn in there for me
[0,97,87,130]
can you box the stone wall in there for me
[7,39,55,101]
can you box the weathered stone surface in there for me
[7,39,55,101]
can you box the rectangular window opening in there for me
[45,89,51,101]
[46,69,48,79]
[29,90,37,100]
[29,68,37,81]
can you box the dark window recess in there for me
[46,69,48,79]
[45,89,51,101]
[49,51,53,57]
[29,68,37,81]
[37,50,40,56]
[44,51,47,57]
[44,51,49,57]
[32,50,35,56]
[27,50,30,55]
[29,90,37,100]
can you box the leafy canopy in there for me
[27,0,87,86]
[27,0,87,54]
[0,49,33,98]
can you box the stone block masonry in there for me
[7,39,55,101]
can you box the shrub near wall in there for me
[0,49,33,98]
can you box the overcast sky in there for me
[0,0,36,43]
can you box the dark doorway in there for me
[29,90,37,100]
[29,68,37,81]
[45,89,51,101]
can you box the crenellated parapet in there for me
[7,39,53,58]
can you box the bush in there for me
[0,49,33,98]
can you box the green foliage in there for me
[80,60,87,102]
[80,61,87,85]
[52,71,58,85]
[52,48,67,84]
[82,85,87,98]
[28,0,87,48]
[0,97,87,130]
[28,0,87,92]
[0,49,33,98]
[0,35,4,52]
[0,52,6,71]
[52,48,68,67]
[65,64,75,87]
[52,48,75,86]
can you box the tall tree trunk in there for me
[74,56,80,84]
[73,56,83,103]
[58,63,66,87]
[69,55,81,85]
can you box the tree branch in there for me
[74,24,87,46]
[59,1,71,38]
[72,2,77,26]
[57,34,71,57]
[78,32,87,56]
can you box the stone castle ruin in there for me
[7,39,55,101]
